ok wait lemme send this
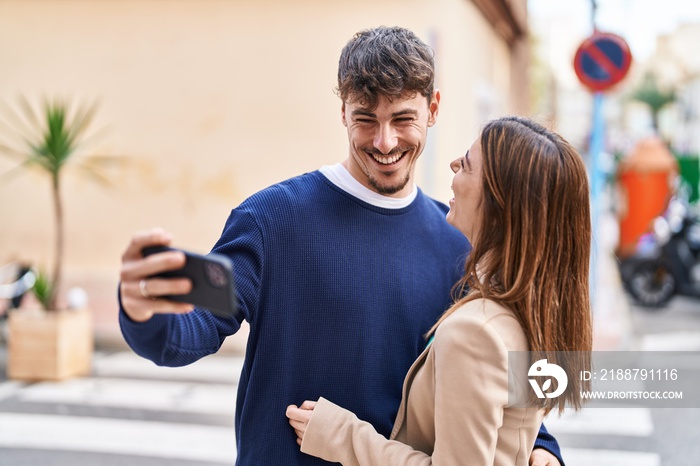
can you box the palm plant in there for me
[631,73,676,133]
[0,97,114,310]
[29,268,54,311]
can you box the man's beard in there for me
[368,171,411,195]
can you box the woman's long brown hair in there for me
[430,116,592,413]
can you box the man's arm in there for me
[118,227,247,366]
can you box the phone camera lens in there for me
[204,262,228,288]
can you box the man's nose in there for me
[373,124,398,155]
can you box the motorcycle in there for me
[619,198,700,308]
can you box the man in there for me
[119,26,563,466]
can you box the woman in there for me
[286,116,592,465]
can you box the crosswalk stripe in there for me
[16,377,236,416]
[92,351,244,384]
[0,381,24,402]
[562,448,661,466]
[0,412,236,464]
[640,331,700,351]
[544,406,654,437]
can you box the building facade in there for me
[0,0,529,329]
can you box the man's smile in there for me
[369,151,406,165]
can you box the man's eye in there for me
[356,119,374,124]
[395,118,413,123]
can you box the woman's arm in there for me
[288,397,432,466]
[287,313,513,465]
[425,314,511,464]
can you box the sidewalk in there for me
[591,211,636,351]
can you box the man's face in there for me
[341,91,439,198]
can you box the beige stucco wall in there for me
[0,0,526,317]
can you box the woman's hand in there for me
[286,400,317,446]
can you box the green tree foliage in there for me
[632,73,676,133]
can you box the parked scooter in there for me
[0,262,35,310]
[619,197,700,308]
[0,262,36,343]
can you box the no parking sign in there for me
[574,32,632,92]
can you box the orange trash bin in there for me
[617,137,678,258]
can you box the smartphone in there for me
[141,245,239,320]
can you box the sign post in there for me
[573,31,632,317]
[573,31,633,233]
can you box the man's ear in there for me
[427,90,440,127]
[341,102,348,127]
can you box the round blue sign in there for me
[574,32,632,92]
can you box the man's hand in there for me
[119,228,195,322]
[286,400,317,446]
[530,448,561,466]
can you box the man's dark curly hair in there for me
[337,26,435,109]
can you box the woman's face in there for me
[446,138,483,243]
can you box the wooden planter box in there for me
[7,307,94,381]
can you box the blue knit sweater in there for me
[120,170,562,465]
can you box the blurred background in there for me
[0,0,698,465]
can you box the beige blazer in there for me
[301,298,544,465]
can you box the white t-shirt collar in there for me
[319,163,418,209]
